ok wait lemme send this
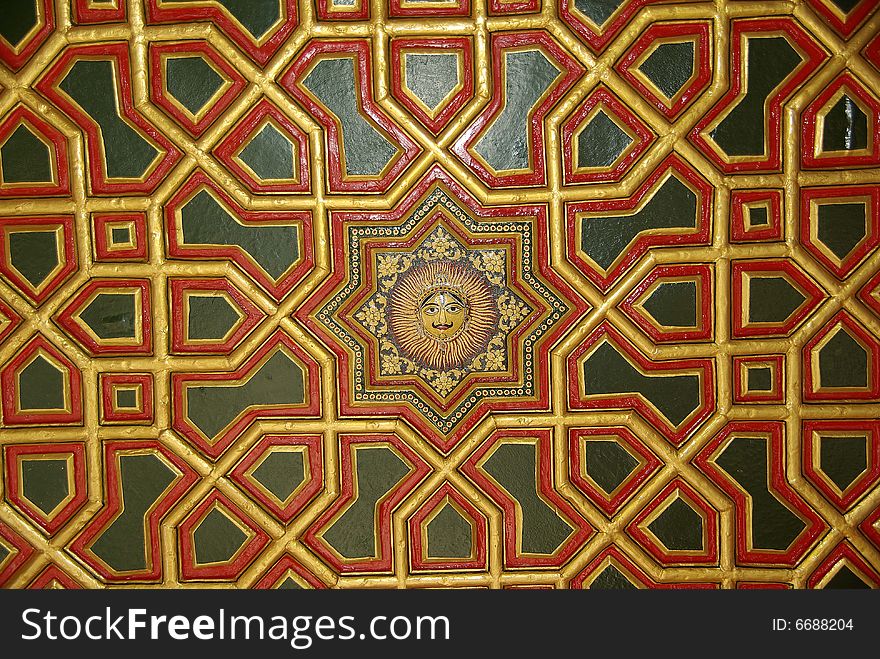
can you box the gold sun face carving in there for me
[388,261,498,371]
[418,290,467,340]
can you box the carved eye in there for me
[446,303,462,314]
[422,304,440,315]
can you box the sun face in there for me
[387,260,498,371]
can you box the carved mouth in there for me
[433,322,453,330]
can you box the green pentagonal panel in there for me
[0,0,38,47]
[192,507,248,565]
[426,502,473,559]
[819,330,868,388]
[642,281,697,328]
[822,95,868,152]
[21,458,69,516]
[187,295,241,341]
[819,435,868,492]
[637,41,695,99]
[573,0,622,27]
[747,277,805,324]
[404,52,460,113]
[237,123,295,181]
[582,440,638,495]
[647,497,704,551]
[8,230,58,289]
[1,124,52,183]
[817,203,866,261]
[576,110,633,169]
[165,56,225,117]
[18,355,64,410]
[250,449,305,504]
[78,292,137,340]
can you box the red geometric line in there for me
[0,520,35,587]
[72,0,126,24]
[570,545,717,589]
[807,541,880,588]
[254,554,327,589]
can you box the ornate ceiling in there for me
[0,0,879,589]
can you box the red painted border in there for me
[615,20,712,119]
[806,0,878,39]
[0,215,77,306]
[803,310,880,401]
[489,0,540,15]
[694,421,827,566]
[229,434,323,523]
[452,31,584,188]
[0,334,82,426]
[144,0,298,66]
[280,39,422,193]
[0,297,22,346]
[620,263,713,343]
[560,0,678,54]
[4,442,87,535]
[0,105,70,198]
[69,440,198,582]
[316,0,369,20]
[164,170,314,302]
[731,259,826,338]
[570,545,717,589]
[27,564,82,589]
[730,189,784,243]
[561,85,655,184]
[802,72,880,169]
[732,354,785,404]
[149,41,248,137]
[92,212,148,262]
[859,503,880,548]
[72,0,126,24]
[568,426,662,517]
[303,434,431,574]
[408,482,488,571]
[803,419,880,512]
[171,331,322,459]
[100,372,154,423]
[858,267,880,318]
[0,521,35,586]
[566,321,716,447]
[565,154,713,292]
[389,0,469,17]
[626,478,719,565]
[213,98,310,194]
[55,278,153,356]
[254,554,327,589]
[807,541,880,588]
[460,428,592,568]
[390,37,474,136]
[865,30,880,71]
[169,277,265,355]
[0,0,54,71]
[35,42,182,195]
[689,18,828,173]
[801,184,880,280]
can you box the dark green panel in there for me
[582,439,638,494]
[110,227,131,244]
[819,330,868,388]
[192,507,248,565]
[177,0,281,39]
[277,576,302,589]
[8,230,58,289]
[817,203,866,261]
[819,435,867,492]
[573,0,624,26]
[747,367,772,392]
[58,59,160,179]
[749,206,769,226]
[824,565,871,589]
[642,281,697,328]
[0,0,38,47]
[115,388,137,408]
[302,58,398,177]
[1,124,52,183]
[404,53,459,112]
[590,564,637,589]
[747,277,805,324]
[426,502,473,559]
[714,436,806,551]
[0,543,8,565]
[18,356,64,410]
[180,189,300,280]
[580,174,697,270]
[90,454,176,571]
[250,450,305,503]
[647,497,704,551]
[710,37,802,156]
[186,350,305,439]
[637,41,695,99]
[165,56,224,116]
[187,295,241,341]
[21,458,69,515]
[583,341,701,427]
[474,50,560,172]
[829,0,862,12]
[237,124,295,181]
[822,95,868,152]
[576,110,633,169]
[481,443,573,555]
[78,292,137,340]
[322,447,410,559]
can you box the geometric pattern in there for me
[0,1,878,591]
